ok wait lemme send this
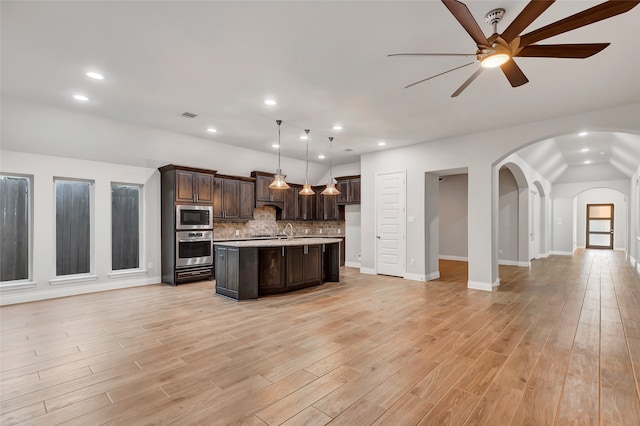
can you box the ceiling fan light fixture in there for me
[480,53,510,68]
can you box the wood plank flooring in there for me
[1,249,640,425]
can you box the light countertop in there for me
[213,237,342,248]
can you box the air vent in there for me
[180,112,198,118]
[344,148,354,152]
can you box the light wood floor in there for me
[1,249,640,425]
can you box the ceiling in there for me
[2,1,640,169]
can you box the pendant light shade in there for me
[269,120,290,190]
[299,129,315,196]
[321,136,340,196]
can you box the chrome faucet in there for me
[284,223,293,239]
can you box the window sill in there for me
[108,269,148,279]
[49,274,98,286]
[0,281,37,291]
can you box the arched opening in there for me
[498,163,530,268]
[573,187,627,252]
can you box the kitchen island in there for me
[214,238,341,300]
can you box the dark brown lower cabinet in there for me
[258,247,286,295]
[215,246,258,300]
[216,242,339,300]
[286,245,322,290]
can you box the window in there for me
[0,174,31,282]
[111,184,141,270]
[55,179,92,276]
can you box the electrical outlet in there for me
[235,229,240,236]
[338,229,341,234]
[305,229,309,234]
[410,259,415,265]
[148,262,153,269]
[319,229,323,234]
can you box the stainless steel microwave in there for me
[176,205,213,230]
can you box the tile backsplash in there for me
[214,206,344,239]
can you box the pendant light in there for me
[321,136,340,196]
[299,129,315,196]
[269,119,290,190]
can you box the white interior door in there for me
[376,171,405,277]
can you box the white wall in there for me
[345,205,361,268]
[438,174,468,261]
[1,97,329,184]
[498,168,519,264]
[361,102,640,290]
[630,166,640,271]
[575,188,627,250]
[0,151,161,305]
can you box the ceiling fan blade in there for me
[500,59,529,87]
[404,61,476,89]
[441,0,489,46]
[516,43,610,58]
[388,53,476,57]
[520,1,640,46]
[451,68,483,97]
[501,0,555,42]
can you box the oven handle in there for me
[178,238,213,243]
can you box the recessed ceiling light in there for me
[581,148,589,152]
[600,151,605,155]
[73,94,89,101]
[86,71,104,80]
[264,99,277,106]
[378,141,386,146]
[207,128,217,133]
[272,143,279,148]
[333,125,343,131]
[579,131,588,136]
[318,154,325,159]
[300,135,308,140]
[584,160,591,164]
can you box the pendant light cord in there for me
[304,129,310,182]
[276,120,282,173]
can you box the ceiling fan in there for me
[390,0,639,97]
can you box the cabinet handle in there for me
[282,247,285,256]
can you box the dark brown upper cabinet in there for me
[158,165,217,205]
[213,174,255,220]
[252,171,285,208]
[316,190,339,221]
[280,185,299,221]
[336,175,360,205]
[297,190,316,221]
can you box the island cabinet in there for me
[257,247,286,294]
[336,175,360,205]
[214,238,340,300]
[215,246,258,300]
[213,175,255,220]
[252,171,285,208]
[286,245,322,289]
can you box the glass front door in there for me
[586,204,613,249]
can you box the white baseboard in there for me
[404,272,427,282]
[360,267,376,275]
[439,255,468,262]
[345,261,361,268]
[426,271,440,281]
[630,256,637,268]
[0,275,162,306]
[468,278,499,292]
[518,261,531,268]
[498,259,519,266]
[549,251,574,256]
